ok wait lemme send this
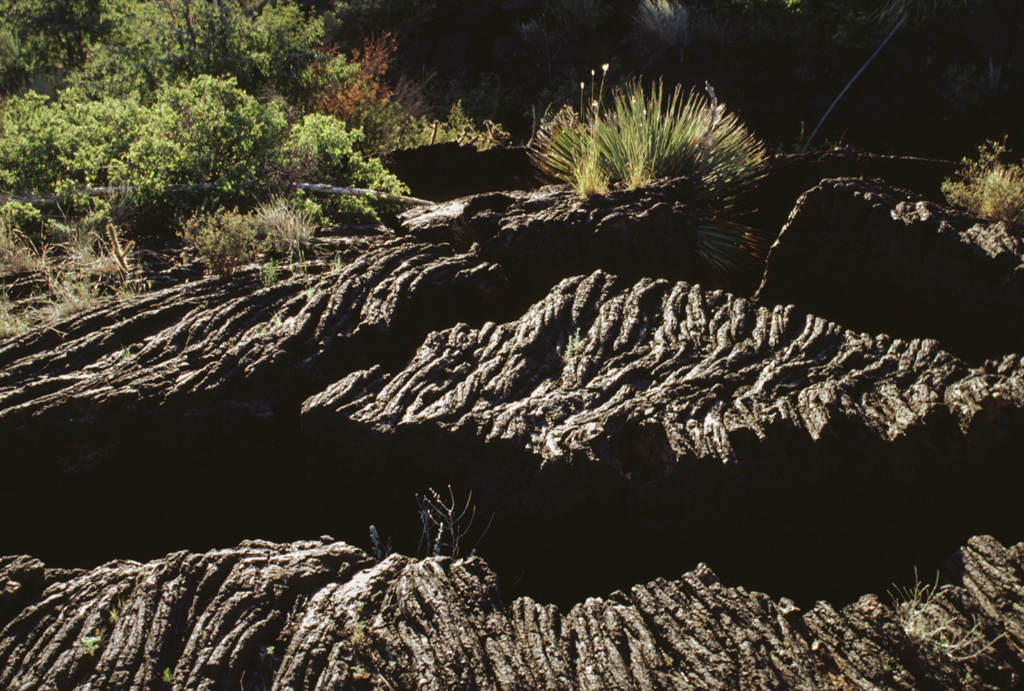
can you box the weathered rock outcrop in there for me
[748,151,958,236]
[381,142,535,202]
[2,536,1023,691]
[755,177,1024,363]
[0,233,507,566]
[302,269,1024,603]
[396,177,730,299]
[2,166,1023,645]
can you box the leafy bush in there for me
[0,0,123,95]
[180,208,261,275]
[71,0,327,101]
[0,90,134,193]
[0,202,44,237]
[117,75,287,204]
[312,36,425,154]
[0,76,285,207]
[283,113,409,219]
[942,140,1024,226]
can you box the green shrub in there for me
[942,140,1024,226]
[0,87,151,193]
[0,75,292,215]
[0,0,124,95]
[71,0,326,101]
[118,76,287,203]
[283,113,408,220]
[180,208,261,275]
[0,202,44,236]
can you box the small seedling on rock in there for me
[79,636,102,656]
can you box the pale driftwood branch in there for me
[292,183,432,207]
[1,182,433,207]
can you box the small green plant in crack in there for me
[261,259,279,286]
[160,667,175,683]
[79,635,103,656]
[106,597,124,624]
[889,569,1005,661]
[351,620,367,645]
[561,328,584,361]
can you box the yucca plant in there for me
[530,79,769,289]
[596,81,767,214]
[531,105,610,197]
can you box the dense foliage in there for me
[0,0,499,226]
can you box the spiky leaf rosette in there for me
[696,219,772,290]
[529,81,770,290]
[528,106,598,192]
[596,80,767,214]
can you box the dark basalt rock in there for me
[397,176,729,300]
[2,536,1023,690]
[749,151,959,236]
[0,233,507,567]
[381,142,535,202]
[2,165,1023,675]
[755,177,1024,364]
[301,269,1024,604]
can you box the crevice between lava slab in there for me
[301,269,1024,606]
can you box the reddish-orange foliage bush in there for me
[316,35,397,123]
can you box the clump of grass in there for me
[44,270,101,321]
[0,203,46,275]
[942,139,1024,226]
[253,196,319,256]
[632,0,691,62]
[890,570,1004,662]
[0,295,28,337]
[0,219,43,275]
[180,208,261,275]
